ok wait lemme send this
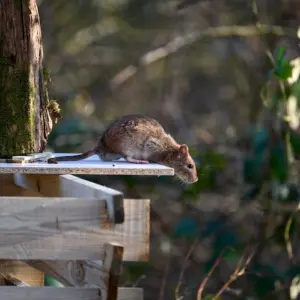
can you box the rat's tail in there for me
[48,149,96,164]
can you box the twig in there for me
[197,252,223,300]
[212,246,256,300]
[158,249,172,300]
[175,238,199,300]
[110,24,297,89]
[284,203,300,263]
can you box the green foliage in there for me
[272,46,293,80]
[243,126,270,185]
[124,262,151,282]
[270,139,288,182]
[290,129,300,159]
[182,150,227,200]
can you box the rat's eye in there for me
[187,164,193,169]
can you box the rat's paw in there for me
[47,158,58,164]
[125,157,149,164]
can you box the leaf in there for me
[273,46,293,80]
[290,129,300,160]
[275,46,287,65]
[274,58,293,80]
[253,127,270,154]
[173,217,199,238]
[123,175,137,188]
[287,266,300,280]
[124,262,150,282]
[222,245,244,264]
[44,275,63,287]
[290,276,300,300]
[253,276,276,297]
[270,140,288,182]
[204,151,227,170]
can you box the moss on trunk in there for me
[0,0,59,157]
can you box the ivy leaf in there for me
[274,45,287,65]
[274,58,293,80]
[273,46,293,80]
[253,127,269,154]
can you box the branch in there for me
[110,24,297,89]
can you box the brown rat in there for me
[48,114,198,183]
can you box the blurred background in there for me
[38,0,300,299]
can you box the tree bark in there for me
[0,0,59,157]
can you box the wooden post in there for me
[0,0,59,157]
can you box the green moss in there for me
[0,59,35,157]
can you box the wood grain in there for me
[117,288,143,300]
[0,175,45,286]
[25,243,123,300]
[0,154,174,176]
[0,287,143,300]
[14,174,124,223]
[0,286,102,300]
[0,196,148,261]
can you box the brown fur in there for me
[48,114,198,183]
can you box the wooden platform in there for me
[0,153,174,176]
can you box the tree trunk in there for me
[0,0,59,157]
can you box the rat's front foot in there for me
[125,157,149,164]
[47,158,58,164]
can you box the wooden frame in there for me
[0,156,169,300]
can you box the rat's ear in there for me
[178,144,189,156]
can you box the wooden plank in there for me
[0,196,148,261]
[14,174,124,224]
[0,287,143,300]
[0,175,45,286]
[0,286,102,300]
[25,243,123,300]
[0,153,174,176]
[0,196,107,260]
[117,288,143,300]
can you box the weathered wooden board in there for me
[0,196,148,261]
[0,287,143,300]
[0,175,45,286]
[25,243,123,300]
[117,288,143,300]
[14,174,124,224]
[0,153,174,176]
[0,286,102,300]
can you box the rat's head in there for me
[168,144,198,184]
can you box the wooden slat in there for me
[0,196,107,260]
[0,175,45,286]
[26,243,123,300]
[0,286,102,300]
[0,196,148,261]
[0,153,174,176]
[0,287,143,300]
[117,288,143,300]
[14,174,124,223]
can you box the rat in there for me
[48,114,198,183]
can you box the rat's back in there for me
[100,114,178,159]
